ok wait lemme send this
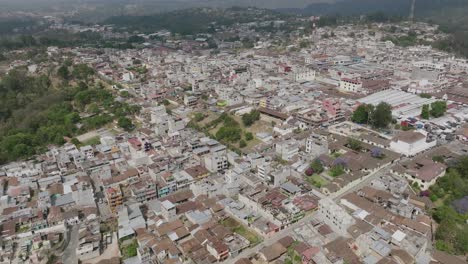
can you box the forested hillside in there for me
[0,64,139,164]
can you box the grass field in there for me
[306,174,328,188]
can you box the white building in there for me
[389,131,436,157]
[339,78,362,93]
[204,152,229,173]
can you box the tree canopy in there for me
[351,102,392,128]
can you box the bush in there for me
[242,110,260,127]
[216,126,242,142]
[193,112,206,122]
[347,138,362,151]
[239,140,247,148]
[310,159,324,174]
[329,165,345,177]
[245,132,254,141]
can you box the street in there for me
[230,211,318,263]
[230,162,395,262]
[62,225,80,264]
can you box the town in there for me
[0,7,467,264]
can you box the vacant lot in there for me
[220,217,262,246]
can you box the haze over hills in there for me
[1,0,334,12]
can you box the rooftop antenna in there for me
[409,0,416,23]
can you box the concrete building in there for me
[275,140,299,161]
[389,131,436,157]
[161,200,176,221]
[305,133,329,158]
[319,198,355,236]
[204,152,229,173]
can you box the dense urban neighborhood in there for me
[0,6,467,264]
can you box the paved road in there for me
[62,225,80,264]
[230,211,318,263]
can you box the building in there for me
[305,133,329,158]
[392,159,446,190]
[389,131,436,157]
[275,140,299,161]
[204,152,229,173]
[322,98,343,122]
[184,94,198,107]
[161,200,176,221]
[105,186,123,213]
[318,198,355,236]
[293,68,316,82]
[339,78,363,93]
[131,179,158,203]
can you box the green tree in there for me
[351,104,370,124]
[329,165,345,177]
[57,65,70,81]
[118,117,134,131]
[193,113,205,122]
[430,101,447,118]
[239,140,247,148]
[245,132,254,141]
[71,138,81,146]
[72,64,95,81]
[421,104,430,119]
[371,102,392,128]
[310,159,324,174]
[120,90,130,98]
[216,126,242,142]
[242,110,260,127]
[347,138,362,151]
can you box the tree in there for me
[57,65,70,81]
[432,156,444,163]
[305,168,314,176]
[351,104,369,124]
[193,113,205,122]
[329,165,345,177]
[371,102,392,128]
[371,147,383,158]
[242,110,260,127]
[118,117,134,131]
[347,138,362,151]
[421,104,430,119]
[216,126,241,142]
[310,159,324,174]
[127,35,145,43]
[120,90,130,98]
[239,140,247,148]
[71,138,81,146]
[245,132,254,141]
[430,101,447,118]
[72,64,95,81]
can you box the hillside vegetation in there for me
[0,64,139,164]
